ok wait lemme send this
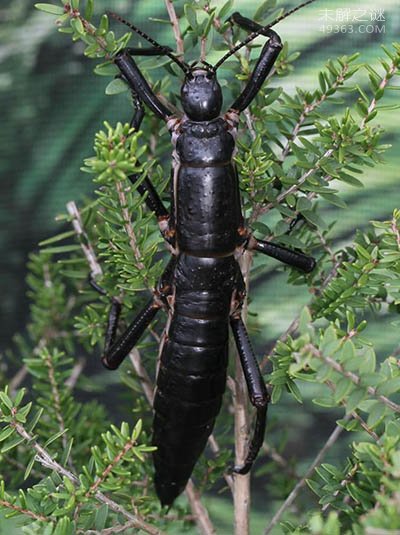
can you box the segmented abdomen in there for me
[152,254,238,506]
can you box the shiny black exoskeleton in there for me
[97,4,317,507]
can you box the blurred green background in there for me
[0,0,399,532]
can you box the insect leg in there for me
[114,50,172,121]
[230,314,269,474]
[101,258,175,370]
[227,13,282,112]
[126,46,174,57]
[247,236,316,273]
[125,92,170,220]
[102,299,161,370]
[89,276,122,359]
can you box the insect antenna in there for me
[214,0,319,70]
[107,11,190,74]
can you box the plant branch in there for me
[115,181,147,275]
[360,60,398,129]
[280,64,348,161]
[304,344,400,414]
[263,416,349,534]
[129,348,154,405]
[0,498,49,523]
[261,147,336,217]
[164,0,184,56]
[10,419,163,535]
[185,481,216,535]
[65,358,86,389]
[233,251,253,535]
[67,201,103,278]
[321,462,359,513]
[85,438,136,498]
[43,350,70,456]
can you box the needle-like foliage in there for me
[1,0,400,533]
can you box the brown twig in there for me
[303,343,400,414]
[233,251,253,535]
[185,481,216,535]
[321,462,359,513]
[164,0,184,56]
[67,201,103,279]
[0,498,49,523]
[129,349,154,405]
[85,438,136,498]
[263,416,349,534]
[10,419,163,535]
[42,350,72,468]
[360,60,398,130]
[391,213,400,249]
[280,64,348,161]
[115,180,147,274]
[65,358,86,389]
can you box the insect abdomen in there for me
[152,254,238,505]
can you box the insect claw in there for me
[232,462,252,475]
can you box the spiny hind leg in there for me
[229,266,269,474]
[230,314,269,474]
[90,258,175,370]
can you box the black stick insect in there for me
[93,0,318,506]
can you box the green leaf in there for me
[184,5,198,31]
[24,456,37,481]
[218,0,234,20]
[359,347,376,374]
[44,429,68,448]
[254,0,277,22]
[334,377,353,403]
[376,377,400,397]
[71,17,85,35]
[40,245,81,254]
[0,427,14,442]
[346,388,365,413]
[367,401,386,428]
[301,210,328,230]
[1,436,25,453]
[286,380,303,403]
[105,78,128,95]
[39,231,76,246]
[94,62,119,76]
[296,197,312,212]
[35,3,65,15]
[313,396,336,408]
[320,325,340,355]
[0,392,13,411]
[84,0,94,20]
[95,504,109,531]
